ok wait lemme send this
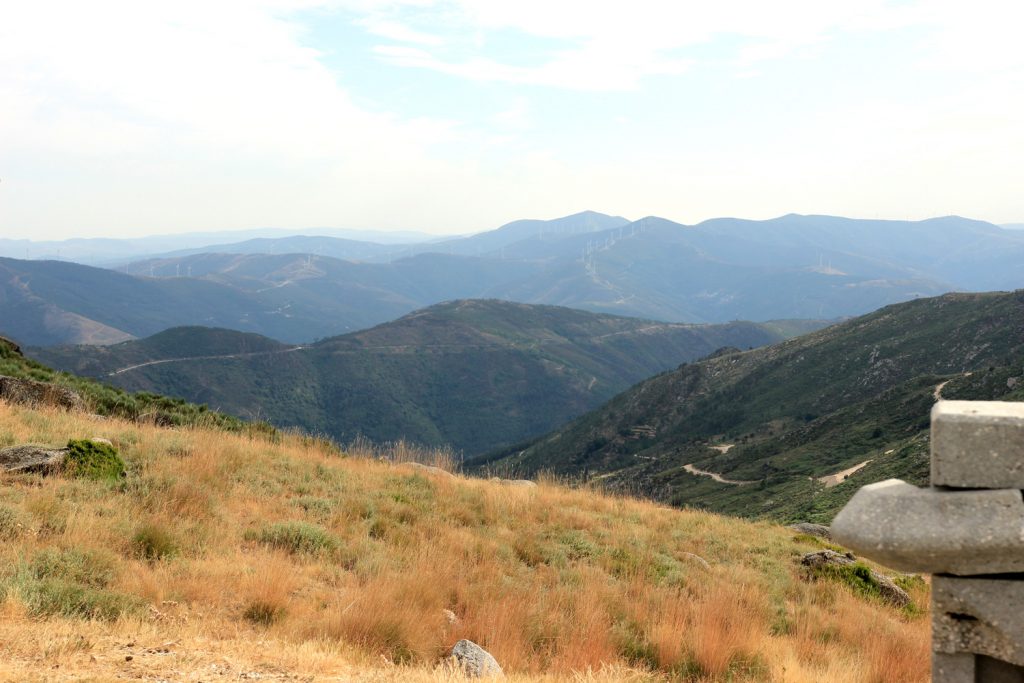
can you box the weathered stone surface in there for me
[831,479,1024,575]
[0,444,68,473]
[788,522,832,540]
[933,576,1024,669]
[933,652,975,683]
[449,639,503,678]
[800,549,854,568]
[0,375,85,412]
[800,550,910,608]
[681,552,710,569]
[500,479,537,488]
[401,462,455,479]
[932,401,1024,488]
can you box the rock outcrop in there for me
[788,522,832,540]
[0,375,85,412]
[801,550,910,608]
[401,462,455,479]
[0,444,69,474]
[449,639,503,678]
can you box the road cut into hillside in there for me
[682,463,756,485]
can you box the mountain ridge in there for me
[29,299,814,455]
[5,211,1024,346]
[475,290,1024,520]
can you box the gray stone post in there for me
[832,401,1024,683]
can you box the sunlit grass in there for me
[0,401,930,681]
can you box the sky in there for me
[1,0,1023,240]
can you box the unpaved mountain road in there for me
[108,346,307,376]
[681,463,756,485]
[817,460,872,488]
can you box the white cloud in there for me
[350,0,928,89]
[356,17,444,46]
[0,0,467,237]
[2,0,1023,239]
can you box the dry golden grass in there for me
[0,401,930,682]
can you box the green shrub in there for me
[893,573,926,592]
[613,620,659,670]
[365,619,414,665]
[243,599,286,626]
[246,521,338,555]
[131,523,180,561]
[31,547,118,588]
[22,578,141,621]
[63,439,126,481]
[810,561,882,600]
[292,496,334,519]
[0,504,23,540]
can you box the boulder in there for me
[680,552,710,569]
[801,550,910,608]
[0,444,69,474]
[788,522,832,540]
[0,375,85,412]
[449,639,503,678]
[401,461,455,479]
[500,479,537,488]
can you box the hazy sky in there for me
[2,1,1022,239]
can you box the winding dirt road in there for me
[681,463,756,485]
[108,346,307,376]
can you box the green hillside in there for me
[476,291,1024,521]
[31,327,290,378]
[0,335,260,434]
[31,300,812,456]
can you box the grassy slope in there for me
[0,400,928,682]
[32,301,804,456]
[483,291,1024,521]
[0,335,263,434]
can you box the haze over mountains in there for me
[4,211,1024,347]
[0,227,436,266]
[31,300,811,455]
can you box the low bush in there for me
[245,521,338,555]
[243,599,286,626]
[131,523,180,561]
[31,547,118,588]
[0,504,24,539]
[63,439,126,481]
[21,578,141,621]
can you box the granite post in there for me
[833,401,1024,683]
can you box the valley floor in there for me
[0,402,930,682]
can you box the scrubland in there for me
[0,401,929,682]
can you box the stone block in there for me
[932,652,974,683]
[933,576,1024,668]
[932,401,1024,488]
[831,479,1024,575]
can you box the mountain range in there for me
[476,290,1024,521]
[5,210,1024,347]
[29,300,816,456]
[0,226,436,266]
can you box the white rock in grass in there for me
[401,461,455,479]
[449,639,503,678]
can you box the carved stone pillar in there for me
[833,401,1024,683]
